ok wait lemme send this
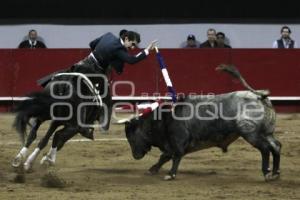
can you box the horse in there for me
[12,65,111,171]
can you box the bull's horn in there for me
[115,118,130,124]
[114,114,139,124]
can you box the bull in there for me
[125,65,281,181]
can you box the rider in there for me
[38,31,157,136]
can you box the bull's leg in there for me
[163,128,188,180]
[241,133,272,180]
[164,155,183,181]
[23,121,58,171]
[12,118,42,168]
[266,135,281,180]
[148,153,172,175]
[40,126,77,166]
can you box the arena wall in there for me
[0,49,299,112]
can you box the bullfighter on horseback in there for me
[38,31,157,134]
[11,31,157,170]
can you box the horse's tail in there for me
[216,64,270,98]
[13,92,54,144]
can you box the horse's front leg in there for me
[40,126,78,166]
[23,121,58,171]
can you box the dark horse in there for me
[12,57,111,171]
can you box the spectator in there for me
[216,32,231,48]
[180,34,200,48]
[273,26,297,48]
[18,29,47,48]
[200,28,218,48]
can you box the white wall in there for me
[0,24,299,48]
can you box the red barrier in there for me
[113,49,300,97]
[0,49,299,112]
[0,51,14,97]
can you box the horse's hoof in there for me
[40,156,55,167]
[11,155,23,168]
[163,174,176,181]
[23,162,33,172]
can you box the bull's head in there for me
[124,100,170,159]
[125,117,152,160]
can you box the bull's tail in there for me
[216,64,270,98]
[13,92,53,144]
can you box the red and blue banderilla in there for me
[154,47,177,103]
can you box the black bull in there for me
[125,66,281,181]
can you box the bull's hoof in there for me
[271,173,280,181]
[264,172,280,182]
[147,166,159,175]
[11,155,23,168]
[145,169,158,176]
[163,174,176,181]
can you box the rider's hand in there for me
[146,40,158,51]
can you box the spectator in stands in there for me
[273,26,297,48]
[216,32,231,48]
[180,34,200,48]
[200,28,218,48]
[18,29,47,48]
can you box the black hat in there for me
[216,32,225,38]
[187,34,196,40]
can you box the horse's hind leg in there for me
[12,118,42,168]
[40,126,77,166]
[23,121,59,171]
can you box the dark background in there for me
[1,0,299,24]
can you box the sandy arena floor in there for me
[0,113,299,200]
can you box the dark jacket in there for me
[218,44,232,48]
[276,38,295,48]
[18,40,46,48]
[200,40,218,48]
[89,32,147,74]
[37,32,148,87]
